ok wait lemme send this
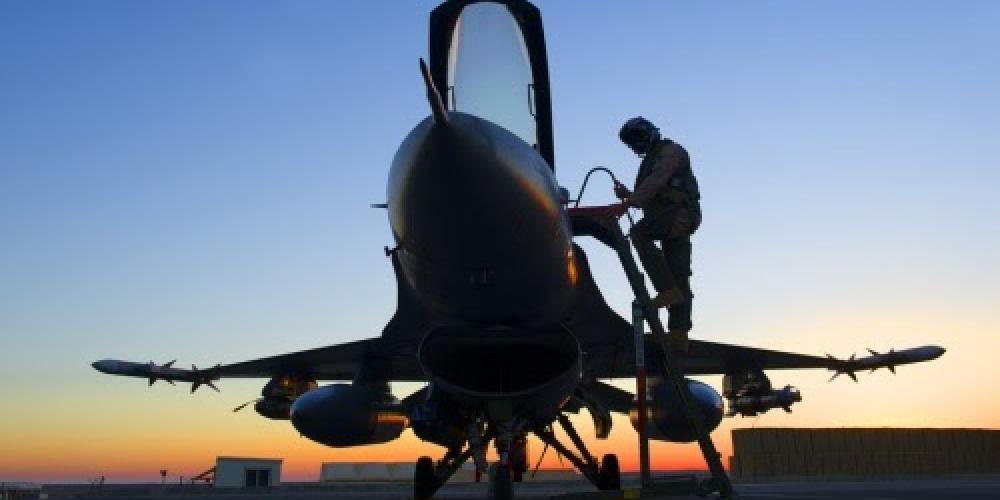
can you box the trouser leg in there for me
[630,217,678,294]
[662,237,693,331]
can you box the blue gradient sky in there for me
[1,1,998,482]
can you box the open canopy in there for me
[429,0,555,169]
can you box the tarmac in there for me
[38,476,1000,499]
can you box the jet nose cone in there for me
[91,360,109,373]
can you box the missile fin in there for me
[889,365,896,374]
[190,364,201,392]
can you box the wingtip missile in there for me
[190,380,220,393]
[826,352,860,382]
[92,358,220,391]
[189,365,221,393]
[827,344,945,381]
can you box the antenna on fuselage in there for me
[419,58,449,124]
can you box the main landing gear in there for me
[414,416,619,500]
[534,414,622,491]
[413,445,476,500]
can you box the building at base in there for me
[213,457,282,488]
[319,462,579,483]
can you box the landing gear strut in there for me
[487,462,513,500]
[534,415,621,491]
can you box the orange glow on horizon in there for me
[4,303,996,484]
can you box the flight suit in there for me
[628,139,701,333]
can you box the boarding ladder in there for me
[568,199,733,499]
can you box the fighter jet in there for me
[92,1,944,499]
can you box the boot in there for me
[650,287,686,309]
[668,328,690,352]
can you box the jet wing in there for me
[210,337,423,381]
[95,253,430,388]
[186,251,430,382]
[581,339,840,417]
[587,336,842,380]
[678,339,841,374]
[211,338,371,379]
[565,242,843,378]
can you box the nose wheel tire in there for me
[414,456,436,500]
[598,453,621,490]
[488,462,513,500]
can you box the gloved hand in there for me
[613,181,631,200]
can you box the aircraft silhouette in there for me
[93,1,944,498]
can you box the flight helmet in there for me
[619,116,661,155]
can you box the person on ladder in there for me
[614,116,701,351]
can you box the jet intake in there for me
[290,384,408,447]
[417,325,581,418]
[630,378,724,443]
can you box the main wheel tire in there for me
[598,453,621,490]
[414,456,436,500]
[491,464,513,500]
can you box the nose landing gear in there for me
[487,462,513,500]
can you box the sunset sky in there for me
[2,0,998,484]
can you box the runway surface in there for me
[40,476,1000,499]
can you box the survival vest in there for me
[635,139,702,233]
[636,140,700,202]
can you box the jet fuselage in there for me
[387,112,576,327]
[386,111,582,416]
